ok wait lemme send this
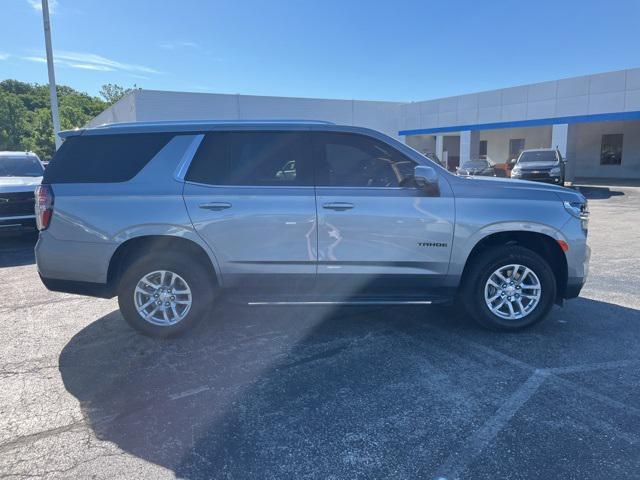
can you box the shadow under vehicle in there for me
[59,296,640,479]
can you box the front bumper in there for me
[564,280,586,299]
[563,239,590,299]
[512,174,563,184]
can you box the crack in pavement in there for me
[0,421,85,455]
[0,296,89,314]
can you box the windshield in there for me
[460,160,490,169]
[518,151,557,163]
[0,156,44,177]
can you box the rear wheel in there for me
[462,245,556,331]
[118,251,215,337]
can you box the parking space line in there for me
[545,358,640,375]
[404,318,536,373]
[169,385,211,401]
[433,370,549,480]
[548,375,640,417]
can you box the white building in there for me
[90,67,640,181]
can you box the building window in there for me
[479,140,488,158]
[509,138,525,161]
[600,134,623,165]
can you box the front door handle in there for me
[322,202,354,211]
[199,202,232,211]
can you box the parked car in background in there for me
[35,121,589,337]
[456,158,501,177]
[0,151,43,234]
[511,148,566,185]
[493,157,517,177]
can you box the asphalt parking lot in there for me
[0,186,639,480]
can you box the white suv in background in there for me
[0,151,43,234]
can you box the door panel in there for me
[316,187,454,295]
[182,130,317,291]
[184,184,317,289]
[311,130,455,297]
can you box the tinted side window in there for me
[314,132,417,187]
[186,131,312,186]
[43,133,173,184]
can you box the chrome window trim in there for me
[315,186,419,191]
[184,180,315,190]
[173,134,205,182]
[183,180,423,191]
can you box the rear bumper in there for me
[35,231,116,284]
[39,275,114,299]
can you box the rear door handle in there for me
[322,202,354,211]
[199,202,232,211]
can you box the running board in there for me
[247,300,433,306]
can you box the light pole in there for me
[41,0,61,150]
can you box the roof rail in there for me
[92,119,335,129]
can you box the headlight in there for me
[564,200,589,232]
[550,166,561,176]
[511,167,521,175]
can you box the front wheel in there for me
[461,245,556,331]
[118,251,216,337]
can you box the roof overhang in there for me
[399,110,640,136]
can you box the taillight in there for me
[35,184,54,231]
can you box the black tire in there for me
[117,251,216,338]
[461,245,556,331]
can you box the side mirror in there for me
[414,165,439,188]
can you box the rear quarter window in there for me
[43,133,173,184]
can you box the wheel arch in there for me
[107,235,219,295]
[460,230,568,301]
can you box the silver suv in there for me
[35,121,590,337]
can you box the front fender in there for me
[449,220,568,278]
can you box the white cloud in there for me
[21,50,160,75]
[26,0,58,13]
[23,56,47,63]
[159,41,199,50]
[67,63,114,72]
[0,53,10,61]
[55,50,161,74]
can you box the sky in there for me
[1,0,639,102]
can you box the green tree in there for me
[99,83,135,104]
[0,79,112,161]
[0,91,28,151]
[22,108,55,160]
